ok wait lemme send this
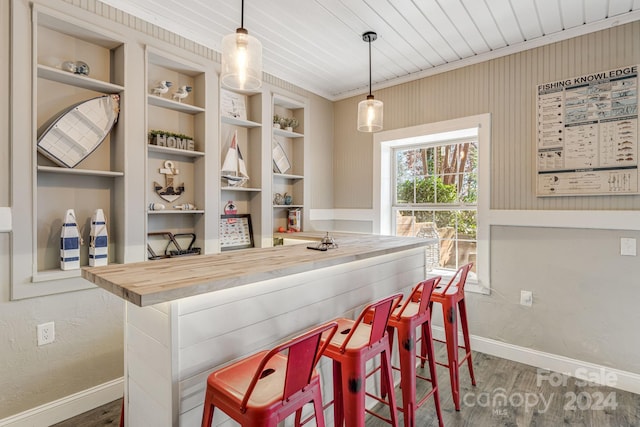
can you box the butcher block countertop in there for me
[82,232,432,307]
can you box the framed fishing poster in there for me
[220,214,254,251]
[536,65,638,196]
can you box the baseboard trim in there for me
[0,377,123,427]
[431,326,640,395]
[2,332,638,426]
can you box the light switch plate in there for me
[621,238,637,256]
[0,207,11,232]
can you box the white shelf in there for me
[37,64,124,93]
[273,173,304,180]
[147,145,205,157]
[221,186,262,192]
[147,210,205,214]
[221,116,261,128]
[37,165,124,177]
[147,94,205,114]
[32,268,81,283]
[273,128,304,139]
[273,204,304,208]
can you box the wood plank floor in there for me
[53,347,640,426]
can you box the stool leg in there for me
[340,358,366,427]
[332,359,345,427]
[396,322,416,427]
[201,387,215,427]
[380,344,399,427]
[422,322,444,427]
[442,300,461,411]
[458,298,476,386]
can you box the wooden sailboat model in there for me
[221,130,249,186]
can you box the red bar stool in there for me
[384,277,443,427]
[201,321,339,427]
[321,293,403,427]
[425,262,476,411]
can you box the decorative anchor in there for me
[154,160,185,203]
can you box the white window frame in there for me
[373,114,491,294]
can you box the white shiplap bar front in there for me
[82,233,431,426]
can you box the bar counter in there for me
[82,232,433,426]
[82,232,431,307]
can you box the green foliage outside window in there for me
[395,142,478,239]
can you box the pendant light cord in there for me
[240,0,245,29]
[368,38,372,97]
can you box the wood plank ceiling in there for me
[101,0,640,100]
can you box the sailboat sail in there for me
[221,130,249,186]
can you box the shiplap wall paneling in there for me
[173,249,425,425]
[126,303,175,426]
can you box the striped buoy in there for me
[89,209,108,267]
[60,209,80,270]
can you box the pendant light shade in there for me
[357,31,383,132]
[221,0,262,91]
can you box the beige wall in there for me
[1,0,333,419]
[333,22,640,373]
[334,23,640,211]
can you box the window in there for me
[373,114,490,293]
[393,139,477,273]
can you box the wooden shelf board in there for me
[273,173,304,180]
[37,64,124,93]
[37,165,124,177]
[221,186,262,192]
[273,128,304,139]
[221,116,262,128]
[33,268,82,283]
[147,210,205,215]
[147,94,205,114]
[147,145,205,157]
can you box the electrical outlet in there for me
[621,238,637,256]
[520,290,533,307]
[37,322,55,346]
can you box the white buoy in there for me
[89,209,108,267]
[60,209,80,270]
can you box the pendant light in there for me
[357,31,383,132]
[221,0,262,91]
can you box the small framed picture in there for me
[220,89,247,121]
[219,214,254,251]
[273,141,291,174]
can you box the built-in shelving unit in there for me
[13,5,127,295]
[272,94,307,232]
[145,47,216,258]
[10,2,310,299]
[219,87,265,247]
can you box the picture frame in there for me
[220,89,247,121]
[272,141,291,174]
[219,214,254,251]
